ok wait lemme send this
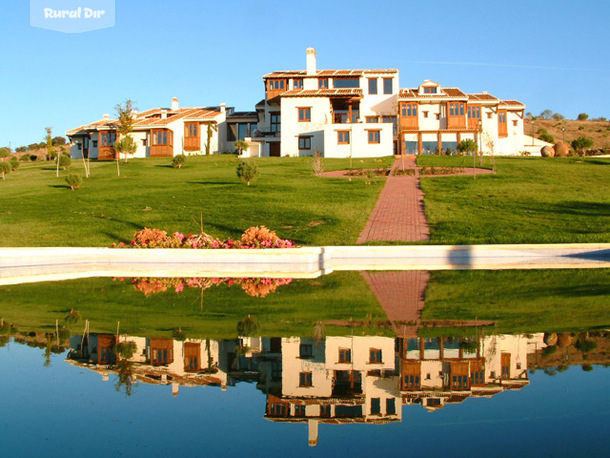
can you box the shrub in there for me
[30,155,38,162]
[0,147,9,161]
[236,160,259,186]
[10,157,19,171]
[172,154,186,168]
[0,162,10,180]
[19,154,31,162]
[115,341,137,359]
[539,132,555,143]
[65,174,82,190]
[571,136,594,156]
[59,155,71,170]
[577,113,589,121]
[457,139,477,155]
[552,112,565,120]
[578,126,585,130]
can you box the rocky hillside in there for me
[527,118,610,150]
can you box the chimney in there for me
[102,114,109,120]
[220,103,226,113]
[308,419,319,447]
[306,48,316,76]
[161,110,168,119]
[171,97,179,111]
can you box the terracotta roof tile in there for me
[500,99,525,108]
[468,93,499,102]
[264,69,397,78]
[281,88,363,98]
[398,87,467,100]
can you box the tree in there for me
[0,147,9,162]
[234,140,249,155]
[52,136,67,146]
[205,123,213,155]
[539,109,553,119]
[552,112,565,120]
[236,160,259,186]
[0,162,10,180]
[457,138,477,156]
[113,99,138,176]
[571,136,594,156]
[577,113,589,121]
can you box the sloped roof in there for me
[264,69,397,78]
[281,88,363,98]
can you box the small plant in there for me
[10,156,19,171]
[578,126,584,130]
[65,174,82,190]
[236,160,259,186]
[0,162,10,180]
[457,139,477,156]
[115,341,137,359]
[312,148,324,176]
[571,136,594,156]
[19,154,31,162]
[577,113,589,121]
[58,155,71,170]
[172,327,187,341]
[64,308,81,325]
[172,154,186,168]
[234,140,249,155]
[539,132,555,143]
[364,169,375,185]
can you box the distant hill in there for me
[527,118,610,150]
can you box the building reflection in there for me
[67,331,548,446]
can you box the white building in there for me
[66,98,229,160]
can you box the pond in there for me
[1,269,609,456]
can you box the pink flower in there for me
[175,283,184,293]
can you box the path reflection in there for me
[60,329,609,446]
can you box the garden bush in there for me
[10,157,19,171]
[58,155,71,170]
[236,160,259,186]
[172,154,186,168]
[65,174,82,190]
[19,154,31,162]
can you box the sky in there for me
[1,0,609,148]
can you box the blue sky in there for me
[1,0,609,147]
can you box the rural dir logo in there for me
[30,0,115,33]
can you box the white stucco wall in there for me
[323,123,392,158]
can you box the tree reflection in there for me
[114,358,135,396]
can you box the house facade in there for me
[66,98,229,159]
[66,48,527,159]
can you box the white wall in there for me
[323,123,392,158]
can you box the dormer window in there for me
[424,87,438,94]
[293,79,303,89]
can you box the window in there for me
[152,130,168,145]
[334,78,359,88]
[92,140,98,147]
[401,103,417,117]
[367,130,380,144]
[269,79,285,90]
[404,375,420,389]
[487,112,492,119]
[294,405,306,417]
[298,107,311,122]
[383,78,393,94]
[368,78,378,95]
[293,79,303,89]
[383,116,397,136]
[338,348,351,362]
[513,120,518,127]
[298,136,311,150]
[468,106,481,119]
[319,78,329,89]
[337,131,350,145]
[424,86,438,94]
[299,343,313,358]
[436,113,440,120]
[370,398,381,415]
[452,375,468,390]
[386,398,396,415]
[423,111,428,118]
[449,103,465,116]
[185,123,198,137]
[270,113,281,133]
[100,132,116,146]
[299,371,313,387]
[369,348,382,362]
[365,116,378,123]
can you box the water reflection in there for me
[56,330,609,446]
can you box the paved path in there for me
[357,155,430,243]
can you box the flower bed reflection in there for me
[124,276,293,298]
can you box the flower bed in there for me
[112,225,296,249]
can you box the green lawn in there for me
[417,155,610,244]
[1,154,609,246]
[0,156,388,246]
[0,271,388,339]
[422,269,610,334]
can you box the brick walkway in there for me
[357,155,430,243]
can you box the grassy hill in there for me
[527,118,610,151]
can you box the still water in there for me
[1,270,609,457]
